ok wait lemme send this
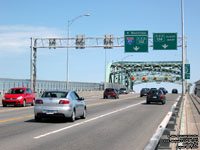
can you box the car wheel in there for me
[3,104,7,107]
[31,99,35,106]
[35,115,41,122]
[146,101,150,104]
[70,110,76,122]
[81,108,87,119]
[22,100,26,107]
[162,101,166,105]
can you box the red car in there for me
[103,88,119,99]
[2,87,35,107]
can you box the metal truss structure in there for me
[107,61,182,89]
[31,36,183,92]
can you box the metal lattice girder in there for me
[108,61,183,88]
[32,37,183,49]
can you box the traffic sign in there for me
[153,33,177,50]
[181,64,190,79]
[125,31,148,53]
[185,64,190,79]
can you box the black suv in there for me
[140,88,150,97]
[146,88,166,105]
[172,89,178,94]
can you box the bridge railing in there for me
[105,82,127,90]
[0,78,104,94]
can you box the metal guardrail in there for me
[144,95,182,150]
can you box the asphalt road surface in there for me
[0,93,180,150]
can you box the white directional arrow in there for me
[162,44,168,49]
[133,46,140,51]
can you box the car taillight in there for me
[35,99,43,104]
[59,100,70,104]
[147,94,150,98]
[160,95,164,98]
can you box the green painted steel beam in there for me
[108,61,182,88]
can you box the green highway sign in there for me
[125,31,148,53]
[153,33,177,50]
[181,64,190,79]
[185,64,190,79]
[185,74,190,80]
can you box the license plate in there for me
[43,110,57,114]
[153,96,157,99]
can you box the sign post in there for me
[153,33,177,50]
[125,31,148,53]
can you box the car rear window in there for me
[7,89,25,94]
[105,89,114,92]
[41,92,68,98]
[149,89,158,94]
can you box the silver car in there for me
[34,90,86,122]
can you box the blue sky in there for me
[0,0,199,92]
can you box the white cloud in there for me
[0,25,64,54]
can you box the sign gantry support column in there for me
[30,38,37,92]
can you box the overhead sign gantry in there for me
[30,32,185,92]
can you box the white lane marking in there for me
[34,100,145,139]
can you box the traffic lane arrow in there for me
[133,46,140,51]
[162,44,168,49]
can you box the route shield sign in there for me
[125,31,148,53]
[153,33,177,50]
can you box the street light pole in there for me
[181,0,186,96]
[66,14,90,90]
[121,55,134,61]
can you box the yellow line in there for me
[0,106,33,113]
[0,95,139,123]
[0,115,34,123]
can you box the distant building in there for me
[194,80,200,97]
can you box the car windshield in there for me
[41,92,68,98]
[7,89,25,94]
[120,88,126,91]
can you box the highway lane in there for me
[0,94,179,150]
[0,93,139,124]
